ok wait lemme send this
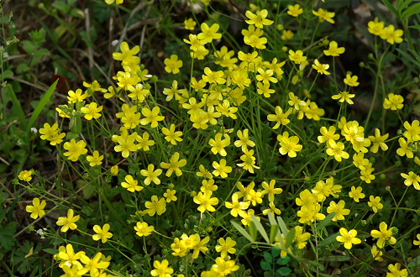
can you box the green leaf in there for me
[285,227,295,249]
[52,2,70,13]
[263,251,272,263]
[382,0,399,17]
[277,267,292,276]
[268,211,277,226]
[0,221,17,251]
[249,222,257,242]
[396,48,420,70]
[42,248,59,255]
[30,48,50,67]
[408,255,420,268]
[3,69,13,79]
[231,220,254,243]
[402,3,420,20]
[26,79,58,133]
[7,85,27,130]
[398,0,413,12]
[317,212,335,229]
[277,256,290,266]
[70,116,82,135]
[251,214,269,243]
[276,216,289,237]
[319,233,339,247]
[270,224,279,244]
[260,261,271,271]
[271,245,281,258]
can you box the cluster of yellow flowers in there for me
[18,0,419,276]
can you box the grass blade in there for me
[231,220,254,243]
[251,214,269,243]
[26,79,58,133]
[7,85,27,130]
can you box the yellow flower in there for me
[63,139,88,162]
[215,237,236,258]
[368,195,383,213]
[112,41,139,61]
[26,198,46,219]
[164,54,183,74]
[281,30,294,40]
[277,131,302,158]
[371,222,397,248]
[349,186,365,202]
[92,224,113,243]
[326,200,350,221]
[344,74,359,87]
[56,209,80,232]
[225,193,249,217]
[287,4,303,17]
[202,67,225,85]
[234,129,255,152]
[163,189,177,203]
[323,41,345,56]
[121,174,143,193]
[184,18,196,31]
[317,126,340,146]
[39,123,66,145]
[212,159,232,178]
[140,107,165,128]
[136,132,155,152]
[160,152,187,177]
[144,195,167,216]
[312,59,330,75]
[368,17,384,36]
[288,50,307,65]
[312,8,335,24]
[151,259,174,277]
[293,226,311,249]
[396,137,413,158]
[403,120,420,142]
[261,180,283,202]
[18,170,33,182]
[105,0,123,5]
[245,9,273,28]
[401,171,420,190]
[326,142,349,162]
[332,91,355,104]
[371,245,383,261]
[86,150,104,167]
[198,23,221,44]
[267,106,292,129]
[387,263,408,277]
[79,252,110,276]
[183,34,205,52]
[336,228,361,249]
[209,133,230,156]
[383,93,404,110]
[368,128,389,153]
[67,89,87,104]
[141,164,162,185]
[244,35,267,49]
[114,132,138,158]
[134,222,154,237]
[162,124,183,145]
[193,190,219,213]
[210,257,240,276]
[380,24,404,44]
[81,102,103,120]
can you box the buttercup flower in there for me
[56,209,80,232]
[336,228,361,249]
[92,224,113,243]
[26,198,46,219]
